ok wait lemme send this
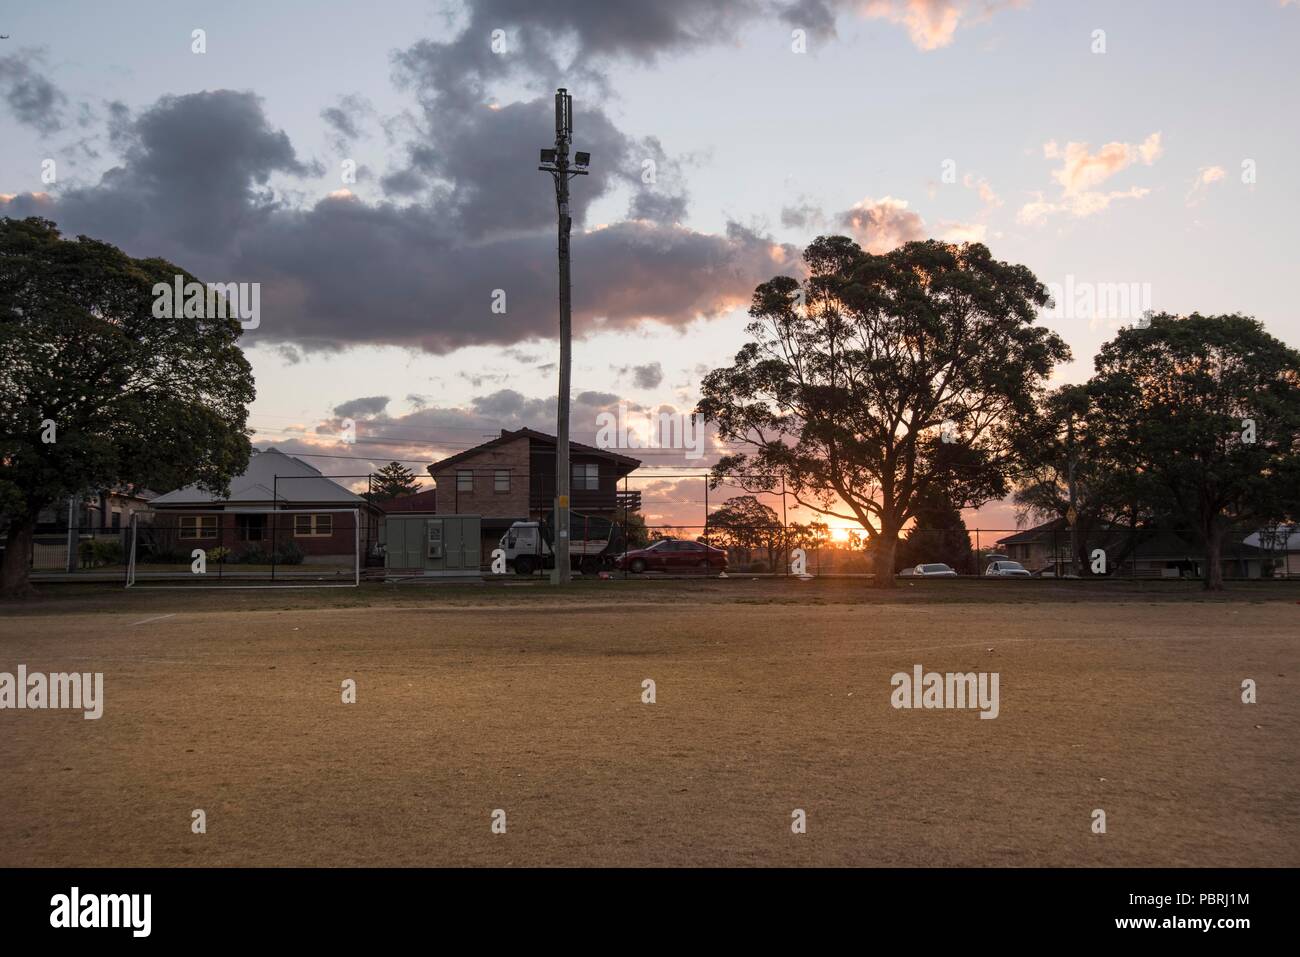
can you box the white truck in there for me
[499,511,622,576]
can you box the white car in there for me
[985,560,1032,577]
[914,563,958,577]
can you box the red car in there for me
[615,539,729,573]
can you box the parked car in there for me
[985,560,1032,577]
[913,563,958,577]
[615,538,729,573]
[898,566,917,577]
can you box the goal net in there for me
[125,507,362,588]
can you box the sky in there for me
[2,0,1298,534]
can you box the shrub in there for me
[275,541,305,565]
[78,539,125,567]
[235,545,270,565]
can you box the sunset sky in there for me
[3,0,1298,534]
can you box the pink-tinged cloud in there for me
[1185,164,1227,205]
[1019,132,1162,224]
[861,0,1028,51]
[841,196,927,252]
[840,195,986,251]
[1044,132,1163,195]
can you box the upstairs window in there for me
[457,470,474,492]
[572,462,599,491]
[494,469,510,492]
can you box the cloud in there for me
[836,196,983,252]
[0,48,69,134]
[840,196,927,252]
[859,0,1027,51]
[1018,132,1162,224]
[962,172,1002,208]
[3,89,794,354]
[626,362,665,388]
[1045,132,1162,195]
[1185,164,1226,206]
[320,94,376,153]
[333,395,390,418]
[781,201,827,229]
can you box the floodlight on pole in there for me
[537,88,589,585]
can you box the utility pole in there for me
[538,88,590,584]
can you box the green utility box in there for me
[382,513,482,577]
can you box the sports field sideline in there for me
[1,580,1297,867]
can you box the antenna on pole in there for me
[538,89,589,585]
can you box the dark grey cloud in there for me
[257,385,667,481]
[13,91,320,277]
[391,0,775,112]
[332,395,390,418]
[781,202,825,229]
[321,93,376,153]
[630,362,664,388]
[2,7,815,356]
[0,49,68,134]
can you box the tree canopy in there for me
[0,217,255,595]
[371,461,421,501]
[698,237,1068,586]
[1088,312,1300,589]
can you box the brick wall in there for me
[158,508,365,563]
[429,435,530,518]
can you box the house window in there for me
[179,516,218,539]
[111,511,121,530]
[237,514,267,542]
[457,470,474,492]
[294,514,333,537]
[572,462,599,491]
[494,469,510,492]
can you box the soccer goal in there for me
[125,507,362,588]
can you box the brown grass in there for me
[1,582,1297,866]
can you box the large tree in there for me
[708,494,785,568]
[1011,383,1143,575]
[697,237,1069,587]
[1089,312,1300,590]
[371,461,420,501]
[896,489,973,573]
[0,217,255,596]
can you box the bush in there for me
[233,541,304,565]
[235,545,270,565]
[275,541,305,565]
[141,545,189,564]
[206,546,231,563]
[78,538,125,567]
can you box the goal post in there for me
[125,507,362,588]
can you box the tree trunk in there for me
[873,533,898,588]
[1,517,38,598]
[1203,519,1224,591]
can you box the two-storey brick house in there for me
[427,428,640,555]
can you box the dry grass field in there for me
[1,579,1297,867]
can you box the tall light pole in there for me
[538,88,589,584]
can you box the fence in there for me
[612,522,1298,580]
[17,515,1296,582]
